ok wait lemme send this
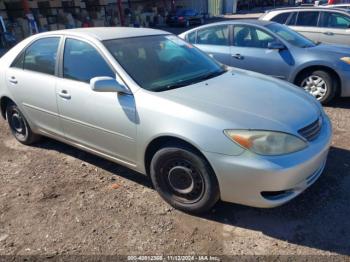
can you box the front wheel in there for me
[297,70,336,104]
[150,144,220,214]
[6,102,40,145]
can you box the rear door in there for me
[194,24,231,65]
[318,11,350,45]
[289,11,322,43]
[230,25,291,80]
[5,36,63,136]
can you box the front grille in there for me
[298,116,322,141]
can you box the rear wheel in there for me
[6,102,40,145]
[150,144,220,214]
[297,70,336,104]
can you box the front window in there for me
[233,25,275,48]
[266,23,316,48]
[63,38,115,83]
[320,12,350,29]
[104,35,225,92]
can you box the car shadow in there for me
[35,138,349,255]
[327,97,350,109]
[35,138,153,189]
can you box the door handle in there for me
[232,54,244,60]
[58,90,71,99]
[323,31,334,36]
[8,76,18,84]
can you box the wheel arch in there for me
[144,135,215,178]
[293,65,341,96]
[0,96,15,120]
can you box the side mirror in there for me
[90,76,131,94]
[268,41,286,50]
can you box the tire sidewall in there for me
[298,70,336,104]
[150,146,219,214]
[6,102,38,145]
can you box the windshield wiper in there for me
[155,69,227,92]
[196,69,226,81]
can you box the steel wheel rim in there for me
[159,158,205,204]
[8,108,27,140]
[301,75,328,100]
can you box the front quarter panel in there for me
[134,90,245,174]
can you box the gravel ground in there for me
[0,98,349,258]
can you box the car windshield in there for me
[266,23,316,48]
[104,35,226,92]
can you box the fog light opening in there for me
[261,190,294,201]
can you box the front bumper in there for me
[203,114,332,208]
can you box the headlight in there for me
[340,57,350,65]
[224,130,307,156]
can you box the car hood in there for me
[157,69,321,134]
[308,43,350,56]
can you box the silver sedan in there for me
[0,28,332,213]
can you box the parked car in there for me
[166,8,204,27]
[323,3,350,10]
[180,20,350,103]
[260,7,350,46]
[0,28,331,213]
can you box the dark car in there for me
[166,9,204,27]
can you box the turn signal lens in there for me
[340,57,350,65]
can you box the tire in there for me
[6,102,40,145]
[150,144,220,214]
[296,70,337,104]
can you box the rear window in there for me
[271,12,291,24]
[296,11,320,26]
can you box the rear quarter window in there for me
[271,12,291,24]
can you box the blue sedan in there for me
[179,20,350,103]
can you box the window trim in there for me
[286,12,297,26]
[59,36,117,84]
[10,36,62,77]
[232,24,277,49]
[186,30,197,44]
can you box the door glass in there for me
[321,12,350,28]
[287,12,297,25]
[187,31,197,44]
[296,11,319,26]
[271,12,291,24]
[197,25,229,46]
[233,26,275,48]
[63,38,115,83]
[23,37,60,75]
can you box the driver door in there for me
[56,37,137,165]
[230,25,292,80]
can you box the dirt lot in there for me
[0,98,349,258]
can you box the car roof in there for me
[265,6,349,12]
[37,27,170,41]
[203,19,274,26]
